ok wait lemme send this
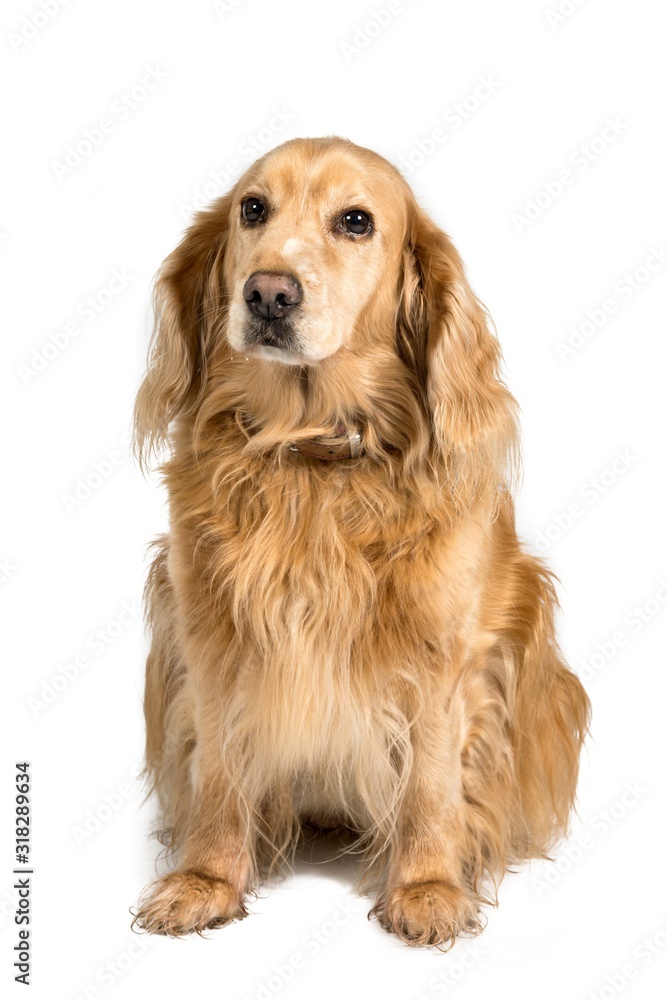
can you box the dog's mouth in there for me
[242,315,316,366]
[244,315,298,350]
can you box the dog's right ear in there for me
[133,192,235,469]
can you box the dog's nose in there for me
[243,272,302,321]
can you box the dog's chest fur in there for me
[170,440,479,657]
[166,435,487,796]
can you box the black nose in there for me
[243,272,302,321]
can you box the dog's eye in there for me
[340,209,372,235]
[242,198,267,224]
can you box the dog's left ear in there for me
[397,202,518,502]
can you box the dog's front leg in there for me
[373,686,487,948]
[134,703,254,936]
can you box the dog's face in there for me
[223,140,409,367]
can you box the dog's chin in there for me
[244,342,319,367]
[229,314,346,368]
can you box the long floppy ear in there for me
[133,192,235,468]
[398,202,518,505]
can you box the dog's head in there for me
[135,137,516,498]
[223,138,407,368]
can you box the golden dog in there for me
[132,137,590,947]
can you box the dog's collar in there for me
[238,413,364,461]
[289,421,363,461]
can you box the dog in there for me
[132,136,590,947]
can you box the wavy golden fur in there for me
[132,137,590,947]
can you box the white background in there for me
[2,0,666,998]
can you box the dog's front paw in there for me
[372,880,483,949]
[132,869,248,936]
